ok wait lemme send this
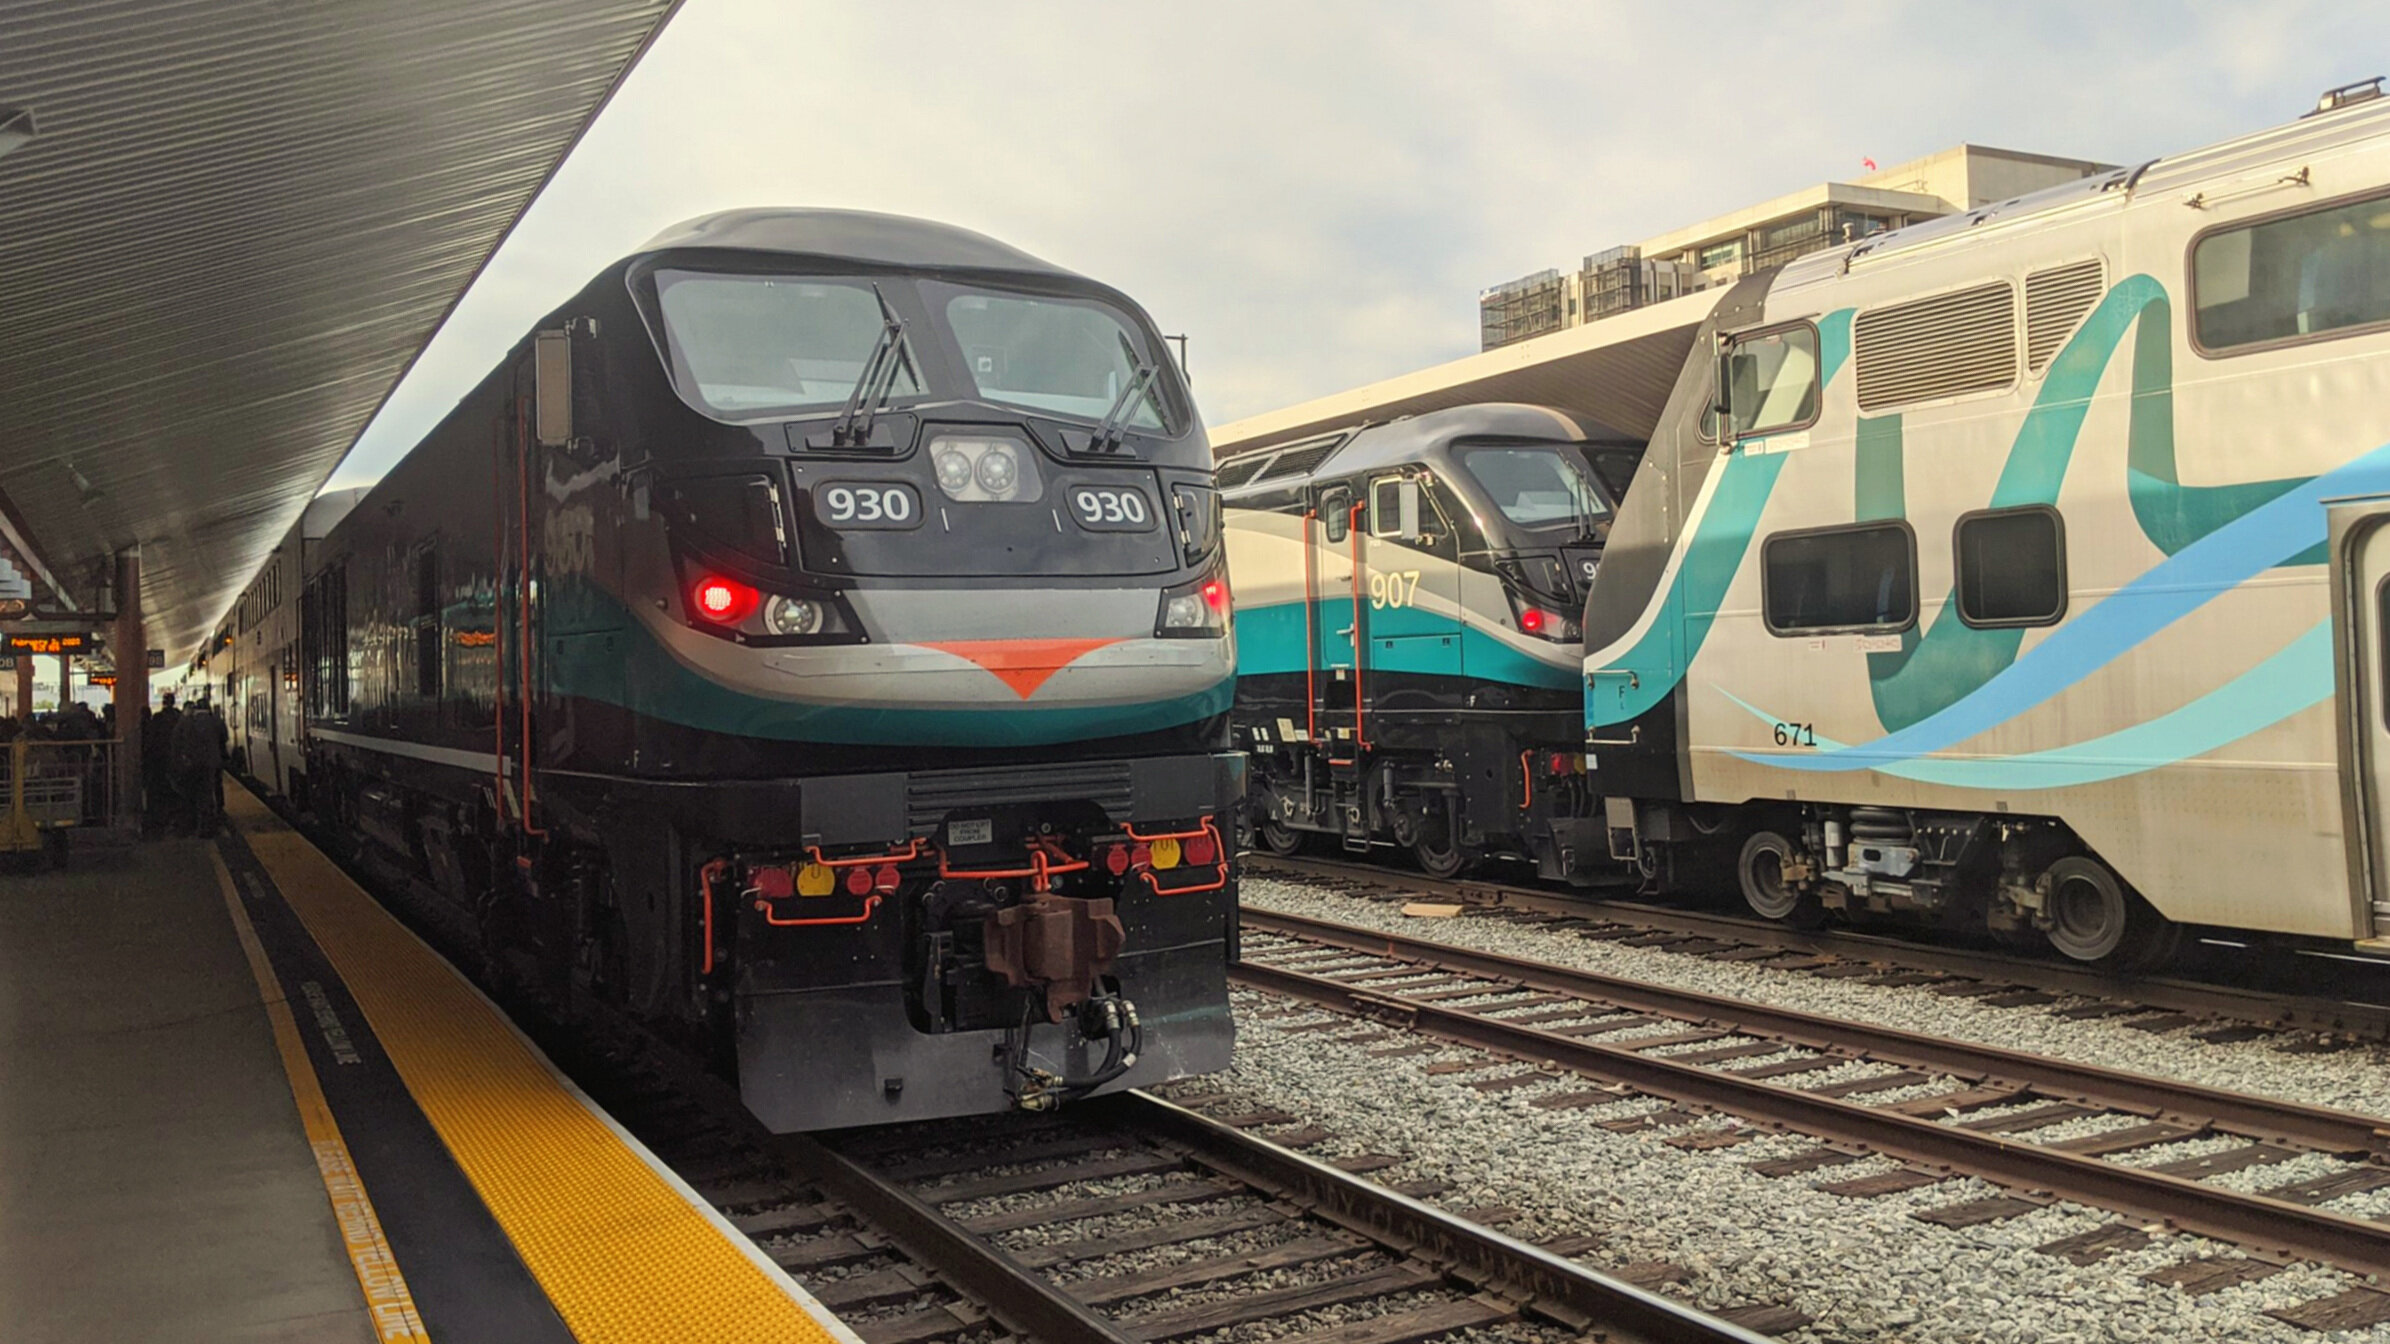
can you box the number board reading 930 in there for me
[1069,485,1154,532]
[815,482,921,529]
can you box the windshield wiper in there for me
[824,284,914,449]
[1073,332,1162,454]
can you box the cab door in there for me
[2334,499,2390,943]
[1311,483,1361,754]
[1360,474,1462,694]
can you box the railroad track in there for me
[1246,853,2390,1045]
[561,1037,1776,1344]
[1232,907,2390,1334]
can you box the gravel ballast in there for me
[1176,985,2390,1343]
[1241,875,2390,1119]
[1218,872,2390,1341]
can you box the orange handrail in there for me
[804,836,926,869]
[756,892,884,928]
[1349,502,1368,752]
[1302,509,1318,748]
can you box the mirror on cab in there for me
[534,329,573,448]
[1369,476,1422,542]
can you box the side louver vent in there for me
[1853,281,2018,413]
[2025,259,2106,372]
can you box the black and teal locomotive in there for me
[280,210,1240,1129]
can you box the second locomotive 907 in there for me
[277,210,1239,1129]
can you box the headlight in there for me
[1156,566,1231,638]
[765,595,825,636]
[975,443,1019,494]
[925,435,1042,503]
[934,449,975,493]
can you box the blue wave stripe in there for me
[1743,440,2390,774]
[1717,621,2332,788]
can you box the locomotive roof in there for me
[1218,402,1622,495]
[636,208,1085,279]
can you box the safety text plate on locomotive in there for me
[948,817,994,847]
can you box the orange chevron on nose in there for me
[919,637,1126,699]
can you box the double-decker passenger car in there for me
[274,209,1241,1129]
[1586,83,2390,965]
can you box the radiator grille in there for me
[1255,437,1343,482]
[1215,455,1267,488]
[1854,281,2018,412]
[906,760,1136,826]
[2025,259,2106,372]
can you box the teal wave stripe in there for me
[1716,619,2332,790]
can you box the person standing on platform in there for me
[147,691,182,835]
[171,697,225,838]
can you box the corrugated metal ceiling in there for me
[0,0,677,661]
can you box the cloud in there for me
[326,0,2390,488]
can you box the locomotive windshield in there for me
[1454,444,1609,531]
[650,269,1169,431]
[655,274,925,414]
[936,286,1166,431]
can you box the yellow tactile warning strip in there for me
[225,790,857,1344]
[211,848,433,1343]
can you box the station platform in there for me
[1,787,860,1344]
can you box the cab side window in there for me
[1319,486,1351,544]
[1725,324,1821,438]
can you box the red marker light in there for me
[1130,842,1153,871]
[692,575,759,624]
[750,865,794,900]
[844,866,874,896]
[1185,832,1218,866]
[1519,606,1547,634]
[873,863,902,895]
[1201,578,1230,613]
[1104,844,1132,876]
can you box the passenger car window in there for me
[1725,324,1821,439]
[1954,507,2066,627]
[2194,192,2390,351]
[1762,523,1916,634]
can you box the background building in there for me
[1479,144,2114,350]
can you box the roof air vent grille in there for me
[1853,281,2018,413]
[1253,437,1343,482]
[2025,260,2107,372]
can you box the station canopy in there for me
[1208,288,1722,458]
[0,0,678,662]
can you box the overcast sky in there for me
[325,0,2390,489]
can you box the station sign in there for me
[147,649,165,669]
[87,674,116,689]
[5,632,91,655]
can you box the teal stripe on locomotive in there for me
[543,587,1232,748]
[1235,597,1578,690]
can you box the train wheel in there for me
[1257,817,1306,857]
[1738,830,1825,928]
[2043,855,2178,968]
[1413,818,1475,880]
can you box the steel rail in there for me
[776,1129,1138,1344]
[1114,1090,1772,1344]
[1234,944,2390,1281]
[1246,853,2390,1042]
[1242,906,2390,1158]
